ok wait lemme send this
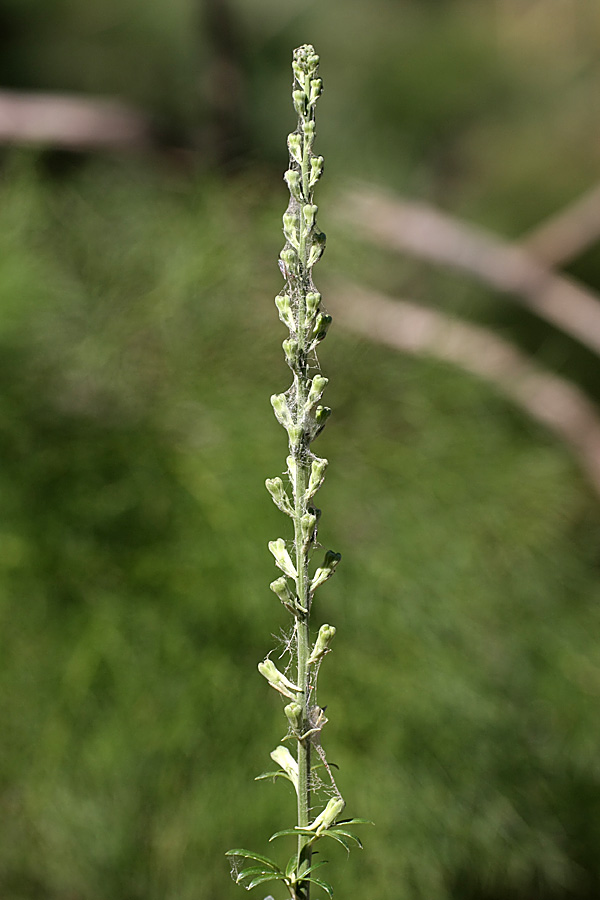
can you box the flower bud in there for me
[287,132,302,164]
[307,374,328,407]
[293,89,307,117]
[312,405,331,438]
[309,155,324,188]
[283,212,299,249]
[280,246,297,269]
[307,456,328,497]
[271,393,292,429]
[265,477,293,516]
[287,423,305,448]
[304,119,316,142]
[284,701,303,731]
[307,231,326,268]
[275,293,294,329]
[270,576,295,608]
[307,797,345,834]
[302,204,318,229]
[306,291,321,318]
[270,745,299,792]
[268,537,297,579]
[300,510,317,548]
[312,312,332,342]
[308,624,336,665]
[309,78,323,105]
[310,550,341,592]
[258,659,300,699]
[282,338,299,369]
[284,169,303,202]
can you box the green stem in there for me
[294,131,313,899]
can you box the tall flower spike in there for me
[228,46,368,900]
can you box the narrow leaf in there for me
[285,855,297,879]
[269,828,317,842]
[246,873,287,890]
[305,876,334,898]
[338,817,374,826]
[225,849,281,871]
[329,828,363,848]
[299,860,328,878]
[236,866,278,884]
[316,831,352,851]
[255,771,293,784]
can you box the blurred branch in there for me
[340,186,600,356]
[201,0,249,167]
[0,89,154,151]
[328,280,600,496]
[521,183,600,267]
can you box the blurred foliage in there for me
[0,2,599,900]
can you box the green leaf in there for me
[235,866,279,884]
[269,828,316,842]
[298,860,328,879]
[246,873,287,890]
[285,855,297,879]
[305,876,334,898]
[338,817,373,826]
[329,828,363,848]
[255,770,293,784]
[315,831,352,851]
[225,849,282,871]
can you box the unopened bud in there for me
[270,576,295,607]
[280,246,297,269]
[282,338,299,369]
[284,169,303,202]
[306,291,321,318]
[270,745,299,792]
[268,537,297,579]
[265,477,293,516]
[312,312,332,342]
[304,119,316,142]
[307,374,328,408]
[309,156,324,188]
[310,550,341,592]
[312,405,331,438]
[303,204,318,229]
[284,701,303,731]
[287,423,304,446]
[271,393,292,429]
[300,511,317,548]
[309,78,323,105]
[308,797,345,834]
[308,624,336,665]
[258,659,300,699]
[308,231,326,268]
[275,294,294,329]
[293,89,307,117]
[307,456,328,497]
[283,212,299,249]
[287,132,302,164]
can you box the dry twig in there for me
[328,280,600,496]
[340,186,600,357]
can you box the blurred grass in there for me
[0,155,598,900]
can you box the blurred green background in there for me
[1,2,600,899]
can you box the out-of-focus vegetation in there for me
[0,3,600,900]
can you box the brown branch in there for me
[327,280,600,496]
[521,183,600,267]
[0,89,154,151]
[340,186,600,357]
